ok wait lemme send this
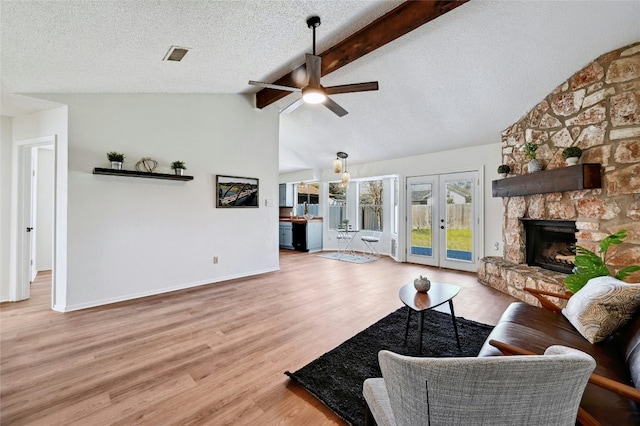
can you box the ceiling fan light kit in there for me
[302,87,326,104]
[248,15,378,117]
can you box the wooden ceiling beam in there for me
[255,0,469,109]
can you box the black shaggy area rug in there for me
[285,307,493,426]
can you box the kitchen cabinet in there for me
[305,221,323,252]
[279,222,293,249]
[279,184,294,207]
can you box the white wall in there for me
[32,93,279,311]
[36,147,54,271]
[1,116,13,301]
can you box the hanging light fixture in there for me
[333,152,350,184]
[333,156,343,173]
[341,162,350,183]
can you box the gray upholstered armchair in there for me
[363,345,595,426]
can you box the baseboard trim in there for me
[55,267,280,312]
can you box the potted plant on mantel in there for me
[107,151,125,170]
[171,161,187,176]
[497,164,510,178]
[562,146,583,166]
[521,142,542,172]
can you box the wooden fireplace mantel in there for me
[492,164,601,197]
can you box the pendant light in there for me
[333,152,350,184]
[333,156,343,173]
[341,168,350,184]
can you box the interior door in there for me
[16,144,35,300]
[29,150,38,281]
[406,172,480,272]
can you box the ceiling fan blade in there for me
[248,81,301,92]
[306,54,322,88]
[325,81,379,95]
[323,96,348,117]
[280,97,305,114]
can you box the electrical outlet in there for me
[213,256,218,264]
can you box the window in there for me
[328,182,346,229]
[296,182,319,217]
[359,180,383,231]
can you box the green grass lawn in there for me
[411,228,472,251]
[411,229,432,247]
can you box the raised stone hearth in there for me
[478,42,640,304]
[478,257,569,308]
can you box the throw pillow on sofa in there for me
[562,276,640,344]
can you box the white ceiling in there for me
[2,1,639,174]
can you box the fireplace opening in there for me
[521,219,577,274]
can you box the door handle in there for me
[26,227,33,232]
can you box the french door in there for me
[406,172,480,272]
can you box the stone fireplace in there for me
[478,42,640,307]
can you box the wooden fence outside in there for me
[411,204,472,229]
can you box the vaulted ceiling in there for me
[2,1,639,174]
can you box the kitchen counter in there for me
[279,217,323,223]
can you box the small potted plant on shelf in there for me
[171,161,187,176]
[107,151,125,170]
[562,146,583,166]
[521,142,542,172]
[497,164,510,178]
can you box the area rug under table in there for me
[285,307,493,426]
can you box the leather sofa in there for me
[478,289,640,426]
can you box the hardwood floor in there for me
[1,251,517,425]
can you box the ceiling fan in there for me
[249,16,379,117]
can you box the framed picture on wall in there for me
[216,175,259,208]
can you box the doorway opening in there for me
[11,135,63,309]
[30,145,55,281]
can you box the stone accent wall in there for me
[479,42,640,303]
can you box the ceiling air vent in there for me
[163,46,190,62]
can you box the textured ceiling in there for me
[2,1,639,174]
